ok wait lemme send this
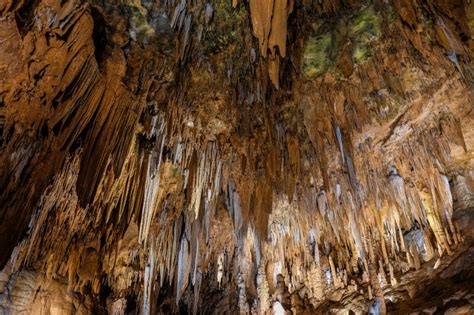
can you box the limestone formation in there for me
[0,0,473,313]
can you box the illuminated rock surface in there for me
[0,0,473,314]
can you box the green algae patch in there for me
[303,5,382,79]
[350,6,381,63]
[350,6,381,38]
[204,0,247,55]
[120,3,155,37]
[303,33,334,79]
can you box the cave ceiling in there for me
[0,0,473,314]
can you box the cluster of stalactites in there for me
[130,105,467,314]
[230,169,460,313]
[5,101,464,314]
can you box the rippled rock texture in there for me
[0,0,473,314]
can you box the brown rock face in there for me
[0,0,473,314]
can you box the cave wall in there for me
[0,0,473,314]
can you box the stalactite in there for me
[248,0,293,87]
[368,245,386,314]
[176,236,190,305]
[139,116,166,244]
[388,263,397,287]
[257,260,269,315]
[419,188,452,256]
[272,301,285,315]
[307,262,324,302]
[143,246,156,315]
[217,253,224,288]
[238,272,250,315]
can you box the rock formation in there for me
[0,0,473,313]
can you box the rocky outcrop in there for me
[0,0,473,314]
